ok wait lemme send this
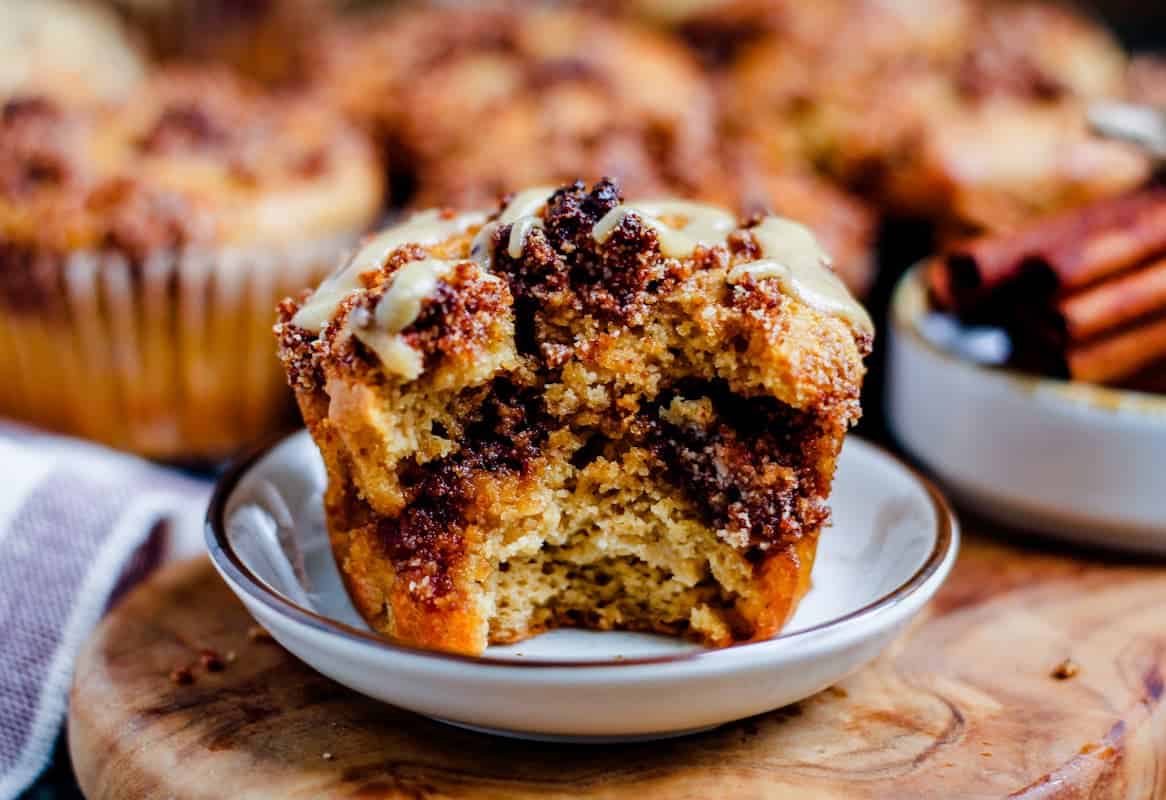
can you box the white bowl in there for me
[888,265,1166,552]
[206,431,957,742]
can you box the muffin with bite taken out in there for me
[276,180,871,655]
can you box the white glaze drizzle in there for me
[292,209,484,332]
[728,217,873,335]
[350,188,551,378]
[346,307,424,380]
[591,200,737,258]
[373,258,456,333]
[508,216,539,258]
[347,257,459,379]
[470,186,555,267]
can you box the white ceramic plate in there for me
[888,265,1166,552]
[206,431,957,742]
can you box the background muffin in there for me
[1,0,146,103]
[726,0,1150,235]
[314,4,719,208]
[310,3,876,294]
[0,68,383,459]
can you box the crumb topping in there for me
[281,179,870,382]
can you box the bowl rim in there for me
[893,262,1166,417]
[206,431,957,669]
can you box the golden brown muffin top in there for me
[0,68,382,255]
[314,5,716,208]
[278,181,870,418]
[1,0,147,103]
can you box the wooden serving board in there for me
[69,524,1166,799]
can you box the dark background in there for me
[1093,1,1166,49]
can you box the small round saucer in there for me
[888,265,1166,552]
[207,431,957,741]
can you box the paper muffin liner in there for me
[0,235,351,461]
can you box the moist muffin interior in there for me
[326,376,828,645]
[278,180,870,654]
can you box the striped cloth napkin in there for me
[0,422,210,800]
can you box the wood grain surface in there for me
[69,527,1166,799]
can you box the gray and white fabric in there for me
[0,422,209,800]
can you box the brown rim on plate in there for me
[894,262,1166,418]
[206,431,958,669]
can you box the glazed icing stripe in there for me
[593,200,870,334]
[470,186,555,267]
[292,209,484,331]
[592,200,737,258]
[372,258,456,333]
[728,217,873,335]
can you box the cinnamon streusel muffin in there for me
[0,68,382,458]
[277,180,871,655]
[314,5,717,208]
[2,0,146,103]
[728,1,1149,233]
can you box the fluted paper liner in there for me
[0,236,350,460]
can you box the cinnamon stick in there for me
[1120,359,1166,394]
[1057,256,1166,343]
[1066,315,1166,384]
[925,257,955,309]
[942,187,1166,311]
